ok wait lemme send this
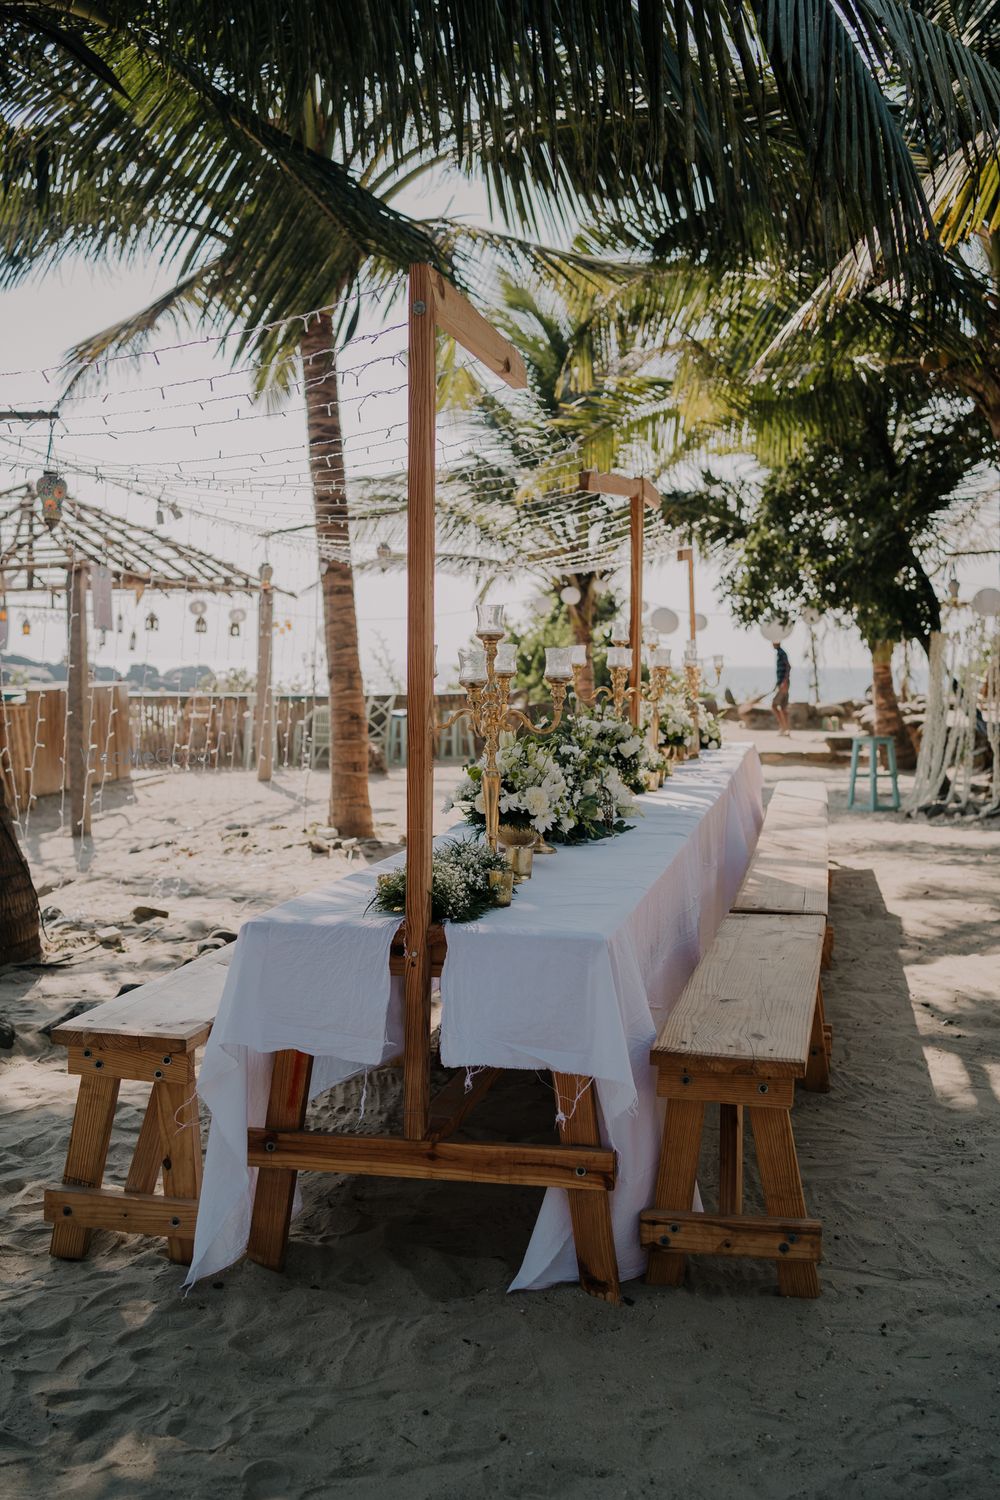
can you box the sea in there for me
[716,664,927,706]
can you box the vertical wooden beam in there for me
[67,561,92,837]
[403,264,436,1140]
[247,1049,315,1270]
[629,494,643,727]
[256,578,274,782]
[49,1072,120,1258]
[552,1074,622,1303]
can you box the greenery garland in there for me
[368,839,513,924]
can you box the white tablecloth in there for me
[186,743,762,1290]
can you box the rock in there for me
[39,1001,98,1040]
[131,905,169,922]
[224,822,249,831]
[36,877,72,899]
[308,839,332,855]
[0,1018,15,1050]
[317,826,339,839]
[96,926,124,948]
[40,906,64,925]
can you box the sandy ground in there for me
[1,737,999,1499]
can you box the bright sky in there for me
[1,167,997,700]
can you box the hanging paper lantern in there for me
[194,615,208,635]
[21,616,31,637]
[649,606,679,635]
[36,470,67,531]
[971,587,1000,619]
[188,598,208,618]
[800,606,822,625]
[229,606,246,639]
[559,584,582,606]
[259,561,274,585]
[760,618,794,643]
[694,612,708,632]
[145,611,159,632]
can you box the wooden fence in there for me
[0,684,131,813]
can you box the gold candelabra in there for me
[588,616,634,718]
[683,648,701,760]
[446,604,572,855]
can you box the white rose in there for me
[524,786,550,818]
[620,736,641,758]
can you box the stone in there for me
[39,1001,98,1040]
[131,905,169,922]
[96,927,124,947]
[308,839,332,855]
[0,1018,15,1050]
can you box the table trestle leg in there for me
[248,1049,314,1272]
[747,1106,820,1298]
[155,1080,203,1265]
[552,1073,622,1304]
[645,1098,705,1286]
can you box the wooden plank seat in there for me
[641,914,829,1298]
[733,779,834,970]
[43,945,232,1264]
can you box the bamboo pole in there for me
[629,495,644,727]
[67,561,93,836]
[403,264,437,1140]
[256,569,274,782]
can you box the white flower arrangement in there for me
[445,731,573,835]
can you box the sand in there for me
[1,740,998,1499]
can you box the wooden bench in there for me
[43,945,231,1264]
[640,913,829,1297]
[733,779,834,968]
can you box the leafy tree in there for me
[506,589,621,703]
[662,377,994,764]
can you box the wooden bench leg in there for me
[646,1099,704,1286]
[125,1092,164,1195]
[247,1049,314,1272]
[49,1073,121,1260]
[821,921,834,970]
[804,982,832,1093]
[155,1081,203,1265]
[748,1107,820,1298]
[553,1073,621,1304]
[718,1103,744,1214]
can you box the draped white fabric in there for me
[186,743,762,1291]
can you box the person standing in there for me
[772,639,791,736]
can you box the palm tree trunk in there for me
[871,639,915,770]
[0,775,40,965]
[301,313,374,838]
[564,571,597,700]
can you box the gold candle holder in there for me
[488,868,514,906]
[593,634,634,720]
[445,614,570,852]
[683,658,701,760]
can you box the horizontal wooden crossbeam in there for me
[640,1209,822,1262]
[580,468,660,509]
[653,1067,797,1105]
[248,1130,616,1191]
[426,269,527,389]
[43,1186,198,1238]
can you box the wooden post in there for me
[679,546,697,644]
[67,561,93,837]
[256,572,274,782]
[629,494,644,727]
[403,263,437,1140]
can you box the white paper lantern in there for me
[760,618,794,643]
[559,584,582,606]
[800,606,822,625]
[649,606,679,635]
[694,612,708,632]
[971,587,1000,619]
[189,598,208,617]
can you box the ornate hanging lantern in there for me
[229,606,246,638]
[376,540,392,571]
[21,616,31,637]
[145,611,159,632]
[36,470,67,531]
[194,615,208,635]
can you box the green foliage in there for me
[369,839,510,924]
[664,378,994,649]
[506,589,620,702]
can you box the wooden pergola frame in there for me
[580,468,663,727]
[0,488,269,833]
[245,266,622,1301]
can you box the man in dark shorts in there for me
[772,640,791,735]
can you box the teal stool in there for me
[847,735,900,811]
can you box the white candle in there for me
[544,645,573,681]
